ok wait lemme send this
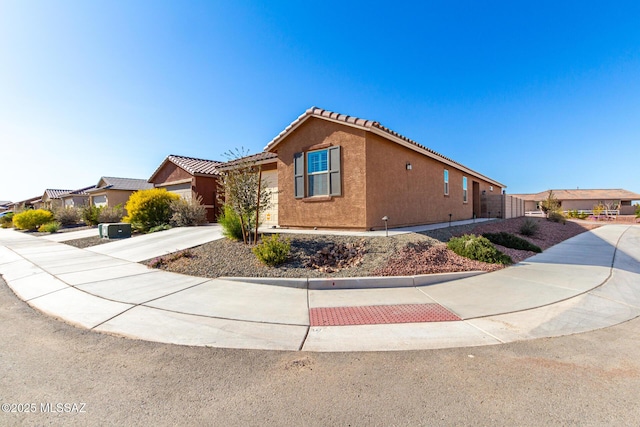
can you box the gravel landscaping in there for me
[137,217,601,279]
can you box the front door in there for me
[473,181,480,218]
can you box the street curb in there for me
[219,271,486,290]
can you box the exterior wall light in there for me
[406,162,412,170]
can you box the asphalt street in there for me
[1,276,639,426]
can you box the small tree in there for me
[540,190,560,218]
[217,148,272,244]
[123,188,180,232]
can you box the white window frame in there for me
[462,176,468,203]
[307,149,329,197]
[444,169,449,195]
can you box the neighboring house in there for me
[0,201,11,213]
[512,189,640,215]
[34,189,73,210]
[11,196,40,211]
[86,177,153,212]
[59,186,96,208]
[148,155,223,222]
[264,107,506,230]
[216,152,279,227]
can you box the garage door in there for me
[260,170,278,226]
[165,183,193,201]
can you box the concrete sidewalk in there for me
[0,224,638,352]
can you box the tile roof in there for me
[44,189,74,199]
[58,185,96,198]
[147,154,223,182]
[216,152,278,171]
[264,106,505,188]
[511,189,640,201]
[90,177,154,192]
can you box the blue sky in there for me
[1,1,639,202]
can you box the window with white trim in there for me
[294,146,341,198]
[462,176,468,203]
[444,169,449,195]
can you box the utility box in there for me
[102,223,132,239]
[98,223,105,238]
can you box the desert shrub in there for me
[54,207,81,226]
[547,211,566,224]
[519,218,539,236]
[447,234,512,265]
[482,232,542,253]
[81,205,102,226]
[218,204,244,241]
[170,196,208,227]
[98,204,125,223]
[252,234,291,266]
[635,204,640,218]
[13,209,54,231]
[592,203,605,216]
[148,249,194,269]
[123,188,180,233]
[0,212,13,229]
[148,224,172,233]
[38,221,61,233]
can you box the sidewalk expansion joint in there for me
[310,303,461,326]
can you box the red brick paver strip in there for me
[309,304,461,326]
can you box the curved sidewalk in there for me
[0,224,639,352]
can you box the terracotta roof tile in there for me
[217,152,278,171]
[44,189,74,199]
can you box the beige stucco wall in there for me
[275,118,367,229]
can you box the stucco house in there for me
[86,177,153,211]
[148,155,223,222]
[33,189,73,210]
[59,186,96,208]
[11,196,40,211]
[0,201,12,213]
[512,189,640,215]
[264,107,506,230]
[216,151,279,227]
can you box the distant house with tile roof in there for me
[86,177,153,212]
[0,201,12,213]
[32,189,74,210]
[264,107,506,230]
[148,155,224,222]
[10,196,41,211]
[511,189,640,215]
[59,185,96,208]
[215,152,279,226]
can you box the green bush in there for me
[170,196,208,227]
[0,212,13,229]
[148,224,172,233]
[81,205,102,226]
[38,221,61,233]
[98,205,125,223]
[252,234,291,266]
[482,232,542,253]
[54,207,81,226]
[547,211,566,224]
[519,218,539,236]
[218,204,244,241]
[447,234,512,265]
[123,188,180,233]
[13,209,55,231]
[635,204,640,218]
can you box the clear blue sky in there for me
[1,1,639,202]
